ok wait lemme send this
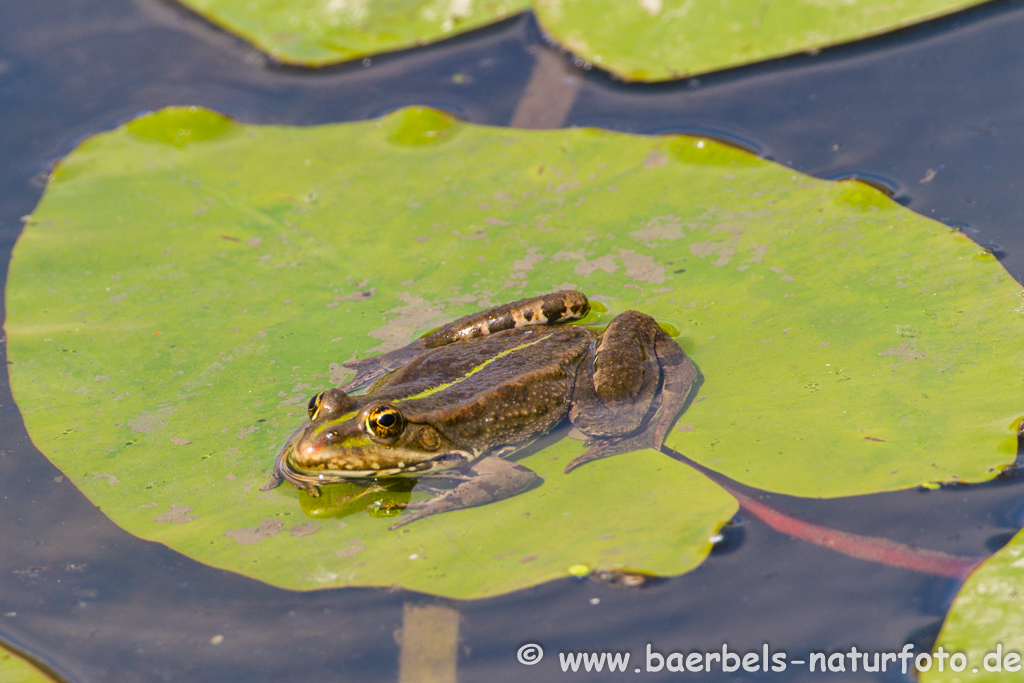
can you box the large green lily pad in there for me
[923,531,1024,682]
[6,106,1021,598]
[171,0,987,80]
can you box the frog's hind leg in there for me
[341,291,590,392]
[419,290,590,348]
[568,310,662,440]
[388,456,541,530]
[566,313,698,472]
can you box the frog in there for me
[262,291,699,529]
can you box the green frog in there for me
[263,291,698,528]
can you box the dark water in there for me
[3,0,1024,680]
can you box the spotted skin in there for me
[263,291,698,528]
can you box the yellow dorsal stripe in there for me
[310,334,548,441]
[396,335,548,403]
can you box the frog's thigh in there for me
[565,315,696,474]
[388,457,541,529]
[572,311,660,437]
[421,291,590,348]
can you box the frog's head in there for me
[272,389,471,493]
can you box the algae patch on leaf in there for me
[7,106,1022,598]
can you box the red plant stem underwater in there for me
[726,486,982,579]
[661,448,984,580]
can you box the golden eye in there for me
[366,405,404,439]
[307,392,325,421]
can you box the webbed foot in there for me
[389,456,541,529]
[564,402,663,473]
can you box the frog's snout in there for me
[289,426,347,468]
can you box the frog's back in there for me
[371,326,592,447]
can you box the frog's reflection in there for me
[298,478,416,520]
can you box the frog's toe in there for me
[388,506,433,529]
[564,428,656,473]
[259,472,283,492]
[564,443,616,473]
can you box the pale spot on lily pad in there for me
[643,150,668,168]
[127,406,174,434]
[365,293,447,354]
[337,543,365,558]
[618,249,666,283]
[511,247,545,279]
[690,242,717,258]
[880,341,926,362]
[574,254,619,278]
[225,518,283,544]
[153,504,198,524]
[747,243,769,263]
[631,215,683,243]
[289,522,320,538]
[328,362,351,385]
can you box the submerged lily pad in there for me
[171,0,986,79]
[7,106,1022,598]
[923,531,1024,682]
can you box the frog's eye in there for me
[366,405,404,439]
[307,392,325,421]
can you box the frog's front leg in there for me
[341,291,590,392]
[566,311,698,472]
[388,456,541,530]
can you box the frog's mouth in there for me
[262,440,476,497]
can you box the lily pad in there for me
[0,646,54,683]
[534,0,989,81]
[176,0,532,66]
[7,106,1022,598]
[923,532,1024,682]
[170,0,986,79]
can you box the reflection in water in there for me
[298,478,416,520]
[398,603,460,683]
